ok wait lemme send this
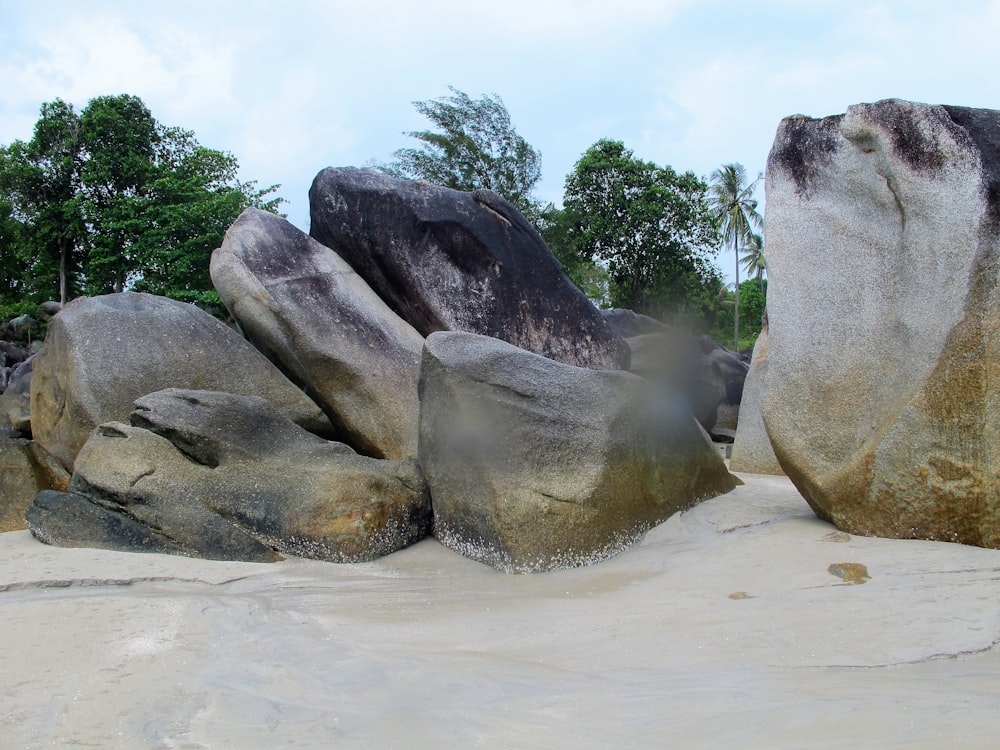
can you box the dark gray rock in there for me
[211,208,424,460]
[418,331,737,572]
[309,167,628,370]
[27,389,432,563]
[601,308,669,339]
[6,314,39,341]
[0,357,32,434]
[705,339,750,409]
[28,489,259,559]
[0,340,28,368]
[29,292,334,470]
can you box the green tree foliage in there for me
[740,231,766,282]
[709,163,762,349]
[559,139,720,320]
[535,203,610,306]
[0,197,28,301]
[382,86,542,218]
[0,99,86,304]
[713,278,767,351]
[0,94,282,305]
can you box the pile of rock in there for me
[10,169,737,571]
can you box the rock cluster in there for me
[760,98,1000,545]
[30,389,430,562]
[12,169,736,571]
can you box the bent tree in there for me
[381,86,542,219]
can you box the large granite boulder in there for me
[764,99,1000,545]
[211,208,424,460]
[309,167,628,370]
[730,327,783,475]
[418,331,737,572]
[27,389,432,562]
[30,292,334,471]
[0,437,69,532]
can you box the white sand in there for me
[2,473,999,749]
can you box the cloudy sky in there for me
[3,0,999,281]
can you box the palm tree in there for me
[710,163,762,350]
[740,231,766,287]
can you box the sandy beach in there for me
[2,472,999,749]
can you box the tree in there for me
[535,203,610,306]
[0,99,86,304]
[0,94,283,305]
[560,139,720,320]
[712,278,766,351]
[710,163,762,350]
[0,197,28,303]
[135,133,282,300]
[381,86,542,218]
[78,94,160,294]
[740,231,766,283]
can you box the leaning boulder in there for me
[418,331,737,572]
[211,208,424,459]
[27,389,432,562]
[29,292,334,470]
[764,99,1000,545]
[309,167,628,370]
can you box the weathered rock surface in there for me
[0,358,32,434]
[418,331,737,572]
[309,167,628,370]
[0,437,69,532]
[29,292,334,470]
[26,389,432,562]
[730,327,783,475]
[211,208,424,459]
[764,98,1000,544]
[601,308,669,338]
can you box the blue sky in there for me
[3,0,999,282]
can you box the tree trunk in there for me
[733,239,740,351]
[58,238,68,305]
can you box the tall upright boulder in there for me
[211,208,424,459]
[764,99,1000,545]
[30,292,333,470]
[418,331,737,572]
[309,167,628,370]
